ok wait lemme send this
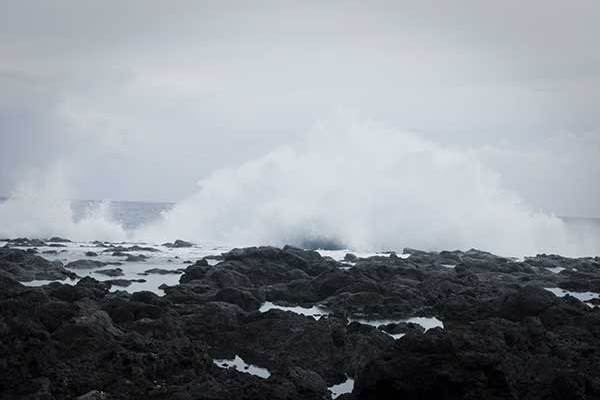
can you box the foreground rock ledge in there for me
[0,245,599,399]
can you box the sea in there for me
[1,199,600,296]
[71,199,174,231]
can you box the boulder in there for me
[95,268,124,277]
[0,247,78,281]
[163,239,194,248]
[66,259,110,269]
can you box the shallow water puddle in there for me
[258,302,444,337]
[350,316,444,339]
[212,355,271,379]
[258,302,331,319]
[21,278,80,287]
[545,287,600,303]
[350,316,444,331]
[328,376,354,399]
[406,316,445,331]
[441,264,456,269]
[545,267,565,274]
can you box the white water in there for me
[329,376,354,399]
[350,316,444,331]
[212,355,271,379]
[138,120,592,257]
[545,287,600,303]
[1,120,599,257]
[8,239,231,295]
[0,169,126,242]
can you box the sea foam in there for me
[138,119,586,257]
[0,169,126,242]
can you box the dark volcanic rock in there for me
[101,245,160,253]
[95,268,124,277]
[163,239,194,248]
[354,303,600,399]
[0,247,78,281]
[106,278,146,287]
[139,268,183,275]
[4,237,46,247]
[379,321,425,335]
[1,245,600,400]
[66,259,111,269]
[344,253,358,262]
[85,251,99,257]
[124,253,148,262]
[214,287,261,311]
[286,367,328,397]
[47,237,72,243]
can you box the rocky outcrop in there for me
[1,244,599,399]
[353,286,600,399]
[3,237,46,247]
[162,239,194,248]
[0,247,77,281]
[94,268,124,277]
[124,254,148,262]
[66,259,121,270]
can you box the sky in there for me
[1,0,599,216]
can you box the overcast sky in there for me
[1,0,599,216]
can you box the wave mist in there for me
[139,119,590,257]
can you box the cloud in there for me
[0,0,599,214]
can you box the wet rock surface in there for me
[123,254,149,262]
[66,259,120,270]
[1,244,599,399]
[95,268,124,277]
[163,239,195,248]
[0,247,78,281]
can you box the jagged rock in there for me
[66,259,111,269]
[124,254,148,262]
[4,237,46,247]
[0,247,78,281]
[139,268,183,275]
[213,287,261,311]
[106,278,146,287]
[344,253,358,262]
[287,367,328,396]
[2,245,600,400]
[95,268,124,277]
[379,321,425,335]
[163,239,194,248]
[47,237,72,243]
[101,245,160,253]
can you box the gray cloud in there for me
[0,0,599,214]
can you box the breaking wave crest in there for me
[138,119,590,257]
[0,170,127,242]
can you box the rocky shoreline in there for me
[1,242,599,399]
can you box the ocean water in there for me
[2,122,600,256]
[71,200,174,231]
[1,199,599,295]
[106,200,600,254]
[2,197,600,252]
